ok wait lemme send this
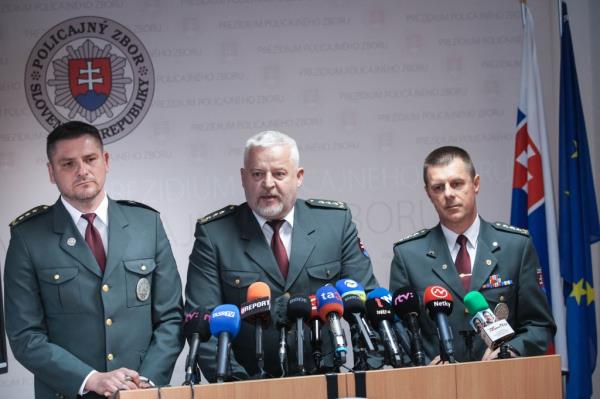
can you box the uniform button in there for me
[326,269,331,277]
[464,308,469,314]
[102,284,110,293]
[235,278,240,285]
[53,274,60,280]
[107,353,114,361]
[499,295,505,302]
[141,265,147,271]
[106,318,113,326]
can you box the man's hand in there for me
[84,368,141,397]
[481,346,518,361]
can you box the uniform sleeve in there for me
[4,228,94,396]
[138,213,185,385]
[339,208,379,291]
[507,237,557,356]
[185,222,248,382]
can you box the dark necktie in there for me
[82,213,106,272]
[455,234,471,291]
[267,220,289,279]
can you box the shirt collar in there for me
[441,215,480,249]
[252,207,295,230]
[61,193,109,226]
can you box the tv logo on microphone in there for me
[393,292,414,305]
[213,310,237,318]
[430,286,449,298]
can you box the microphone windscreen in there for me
[210,304,241,338]
[463,291,490,314]
[183,308,212,341]
[365,290,394,327]
[341,294,365,316]
[309,295,319,320]
[316,285,344,322]
[287,295,312,320]
[335,279,366,301]
[366,287,392,301]
[392,287,421,317]
[423,285,454,317]
[271,293,290,328]
[247,281,271,301]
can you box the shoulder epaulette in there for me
[394,228,430,246]
[199,205,237,224]
[306,198,347,210]
[492,222,529,236]
[9,205,51,228]
[116,200,158,213]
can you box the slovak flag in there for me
[510,4,568,371]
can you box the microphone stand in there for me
[459,330,477,361]
[350,323,370,371]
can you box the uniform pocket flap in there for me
[306,261,341,280]
[221,270,260,288]
[38,267,78,285]
[124,259,156,276]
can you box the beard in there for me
[254,200,284,220]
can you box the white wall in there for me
[0,0,597,397]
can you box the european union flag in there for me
[559,3,600,399]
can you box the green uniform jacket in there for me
[185,199,378,381]
[389,219,556,362]
[4,198,184,399]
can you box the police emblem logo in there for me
[136,277,151,301]
[25,16,154,144]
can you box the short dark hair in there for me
[423,146,476,185]
[46,121,103,161]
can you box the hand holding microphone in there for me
[464,291,516,360]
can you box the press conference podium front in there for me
[118,355,561,399]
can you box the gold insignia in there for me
[199,205,237,224]
[10,205,50,228]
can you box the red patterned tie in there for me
[455,234,471,291]
[82,213,106,273]
[267,220,289,279]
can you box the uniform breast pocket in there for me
[124,259,156,307]
[306,261,341,292]
[221,270,260,306]
[38,267,82,314]
[482,285,516,319]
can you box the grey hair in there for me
[244,130,300,167]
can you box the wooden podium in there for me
[118,355,560,399]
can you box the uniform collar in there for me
[61,193,109,227]
[440,214,480,249]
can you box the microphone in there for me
[423,285,456,363]
[210,304,241,383]
[182,309,212,384]
[464,291,515,353]
[308,295,323,371]
[240,282,271,378]
[335,279,376,353]
[316,285,348,368]
[365,287,403,368]
[287,294,312,375]
[392,287,427,366]
[271,293,291,376]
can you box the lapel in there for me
[103,198,131,280]
[427,225,466,299]
[53,198,102,278]
[238,204,286,288]
[285,201,316,291]
[471,219,500,292]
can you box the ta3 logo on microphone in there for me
[25,16,154,144]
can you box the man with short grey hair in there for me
[185,130,378,381]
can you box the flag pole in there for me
[520,0,527,27]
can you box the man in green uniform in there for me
[185,130,378,381]
[4,122,184,398]
[389,146,555,363]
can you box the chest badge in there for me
[136,278,150,301]
[67,237,77,246]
